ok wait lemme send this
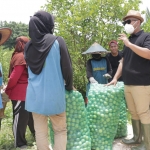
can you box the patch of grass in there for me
[0,102,36,150]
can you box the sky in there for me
[0,0,47,24]
[140,0,150,19]
[140,0,149,9]
[0,0,150,24]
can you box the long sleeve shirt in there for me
[5,65,28,101]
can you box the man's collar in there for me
[129,30,143,38]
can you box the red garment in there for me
[9,52,26,77]
[8,36,29,77]
[5,65,28,101]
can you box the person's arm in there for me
[57,37,73,91]
[106,58,123,86]
[113,58,123,80]
[86,60,93,80]
[5,65,25,94]
[86,59,98,83]
[118,33,150,59]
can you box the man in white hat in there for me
[0,27,12,129]
[107,10,150,150]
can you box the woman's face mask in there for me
[92,54,101,59]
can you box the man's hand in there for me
[89,77,98,84]
[105,78,118,86]
[118,33,131,47]
[103,73,112,79]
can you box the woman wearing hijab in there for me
[5,36,35,149]
[24,11,73,150]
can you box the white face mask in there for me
[124,21,137,34]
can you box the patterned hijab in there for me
[9,36,29,77]
[25,11,57,75]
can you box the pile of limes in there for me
[115,82,127,138]
[87,83,124,150]
[49,90,91,150]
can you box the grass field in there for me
[0,101,36,150]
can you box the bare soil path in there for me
[113,124,138,150]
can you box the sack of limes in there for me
[86,82,125,150]
[49,90,91,150]
[115,83,127,138]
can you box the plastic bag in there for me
[87,82,125,150]
[49,90,91,150]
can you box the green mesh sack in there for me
[48,121,54,146]
[49,90,91,150]
[115,82,127,138]
[87,83,124,150]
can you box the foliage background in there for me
[0,102,36,150]
[1,0,149,97]
[0,21,29,50]
[44,0,143,97]
[0,0,150,149]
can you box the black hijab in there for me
[25,11,57,74]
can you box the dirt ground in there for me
[112,124,139,150]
